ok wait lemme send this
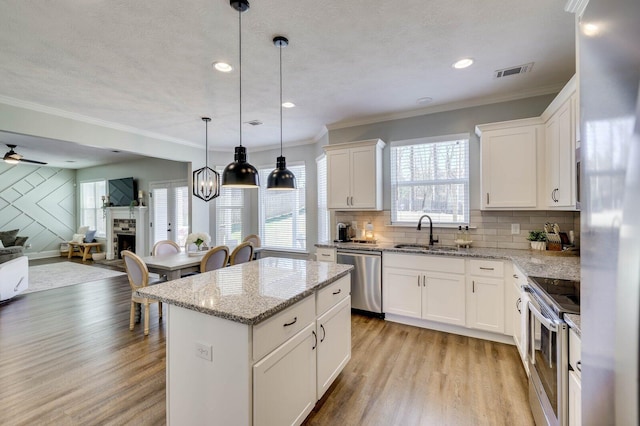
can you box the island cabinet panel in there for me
[317,296,352,399]
[166,306,252,426]
[253,295,316,361]
[253,322,317,426]
[316,275,349,315]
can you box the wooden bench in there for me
[67,242,103,262]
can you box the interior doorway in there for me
[149,180,189,251]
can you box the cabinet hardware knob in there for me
[332,289,342,295]
[321,253,330,257]
[479,267,494,271]
[283,317,297,327]
[472,280,475,293]
[513,274,519,279]
[418,275,421,287]
[576,360,581,372]
[312,330,317,350]
[486,193,490,205]
[320,324,326,342]
[516,297,521,313]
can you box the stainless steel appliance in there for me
[526,276,580,426]
[336,249,382,317]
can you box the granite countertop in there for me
[136,257,353,325]
[316,242,580,282]
[564,314,581,336]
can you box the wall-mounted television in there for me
[108,177,137,207]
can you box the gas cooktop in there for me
[528,276,580,315]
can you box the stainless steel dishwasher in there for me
[336,249,383,317]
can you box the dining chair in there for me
[152,240,181,255]
[229,242,254,266]
[200,246,230,272]
[122,250,163,336]
[243,234,261,248]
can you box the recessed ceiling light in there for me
[245,120,263,126]
[453,58,474,69]
[582,23,600,37]
[213,61,233,73]
[282,102,295,108]
[112,150,120,153]
[416,97,433,105]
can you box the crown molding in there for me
[0,95,200,148]
[326,83,565,131]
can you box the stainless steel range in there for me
[526,276,580,426]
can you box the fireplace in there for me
[116,233,136,258]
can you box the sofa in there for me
[0,229,29,301]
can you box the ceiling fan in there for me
[3,144,47,165]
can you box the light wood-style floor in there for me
[1,258,534,425]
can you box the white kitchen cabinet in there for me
[477,119,543,209]
[543,76,577,209]
[467,259,505,333]
[317,296,351,399]
[316,247,337,262]
[510,265,529,374]
[383,253,466,326]
[324,139,385,210]
[253,322,317,426]
[568,328,581,426]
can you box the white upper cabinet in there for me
[324,139,385,210]
[542,75,578,209]
[477,118,543,209]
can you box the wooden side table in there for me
[67,242,103,262]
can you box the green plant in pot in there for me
[527,230,547,250]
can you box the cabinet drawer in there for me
[384,253,465,274]
[253,295,316,361]
[469,259,504,278]
[316,247,336,262]
[317,275,350,316]
[512,264,528,289]
[569,328,581,379]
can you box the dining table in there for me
[141,251,204,281]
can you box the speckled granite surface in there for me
[316,242,580,281]
[136,257,353,325]
[565,314,581,336]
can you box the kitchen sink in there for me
[393,244,458,252]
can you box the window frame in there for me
[316,154,330,243]
[214,167,247,247]
[79,179,107,238]
[390,133,470,226]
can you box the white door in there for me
[317,296,351,399]
[149,180,189,250]
[422,272,466,326]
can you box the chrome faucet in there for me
[417,214,439,246]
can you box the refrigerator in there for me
[579,0,640,424]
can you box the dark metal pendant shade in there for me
[222,146,260,187]
[193,117,220,201]
[267,156,296,190]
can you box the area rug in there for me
[25,262,126,294]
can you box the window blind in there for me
[80,180,106,237]
[215,168,245,246]
[316,155,329,243]
[258,164,306,250]
[390,134,469,225]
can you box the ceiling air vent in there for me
[245,120,263,126]
[494,62,534,79]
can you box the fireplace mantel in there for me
[106,207,149,260]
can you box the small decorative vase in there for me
[530,241,546,250]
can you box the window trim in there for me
[79,179,107,238]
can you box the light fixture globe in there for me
[267,156,296,190]
[222,146,260,187]
[193,117,220,201]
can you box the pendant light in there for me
[192,117,220,201]
[222,0,259,188]
[267,36,296,190]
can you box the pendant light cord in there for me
[205,119,208,166]
[238,8,243,148]
[279,44,283,157]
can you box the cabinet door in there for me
[383,267,422,318]
[350,145,377,209]
[326,149,351,209]
[317,296,351,399]
[568,370,582,426]
[467,277,505,333]
[481,126,538,208]
[512,280,523,352]
[422,272,466,326]
[253,323,317,426]
[546,98,575,208]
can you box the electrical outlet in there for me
[195,342,213,362]
[511,224,520,235]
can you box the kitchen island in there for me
[138,257,353,426]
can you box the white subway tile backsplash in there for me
[335,209,580,250]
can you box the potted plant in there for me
[527,231,547,250]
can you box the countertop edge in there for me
[564,313,581,336]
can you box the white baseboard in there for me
[26,250,65,260]
[385,313,515,345]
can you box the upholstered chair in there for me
[200,246,230,273]
[242,234,261,248]
[229,242,254,266]
[152,240,181,255]
[122,250,162,336]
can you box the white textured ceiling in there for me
[0,0,575,164]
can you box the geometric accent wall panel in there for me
[0,163,76,256]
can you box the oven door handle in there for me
[527,300,559,332]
